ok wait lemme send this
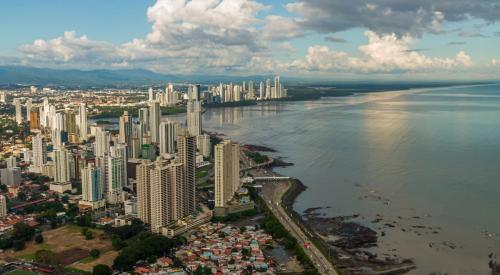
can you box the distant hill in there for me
[0,66,180,88]
[0,66,276,88]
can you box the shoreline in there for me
[242,142,417,274]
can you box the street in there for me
[260,181,338,275]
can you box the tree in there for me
[90,249,101,259]
[35,234,44,244]
[12,222,35,241]
[92,264,112,275]
[12,239,25,251]
[35,249,57,265]
[85,230,94,240]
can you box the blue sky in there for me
[1,0,499,80]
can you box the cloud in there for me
[291,31,473,73]
[448,41,466,45]
[14,0,490,76]
[459,31,488,38]
[18,31,120,64]
[286,0,500,36]
[324,36,346,43]
[492,59,500,66]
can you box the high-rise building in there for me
[25,98,32,122]
[265,79,271,99]
[78,103,88,141]
[0,168,21,187]
[214,140,240,208]
[0,195,7,217]
[65,112,77,134]
[177,130,197,216]
[119,111,133,153]
[148,87,154,102]
[139,107,149,133]
[259,81,264,99]
[187,100,202,137]
[159,121,179,155]
[248,80,255,99]
[81,164,104,207]
[94,128,111,158]
[13,98,22,124]
[106,145,127,204]
[0,91,5,103]
[197,134,211,158]
[6,156,16,169]
[29,110,39,129]
[149,101,161,143]
[32,133,47,173]
[150,160,185,233]
[136,160,153,224]
[54,149,71,183]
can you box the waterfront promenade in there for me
[260,180,338,275]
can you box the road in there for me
[261,181,338,275]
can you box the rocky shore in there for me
[279,180,416,275]
[240,142,417,274]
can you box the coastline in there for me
[243,143,417,274]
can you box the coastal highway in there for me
[261,181,338,275]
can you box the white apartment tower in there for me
[159,121,179,155]
[54,149,71,183]
[13,98,22,124]
[187,100,202,137]
[78,103,88,141]
[214,140,240,208]
[149,101,161,143]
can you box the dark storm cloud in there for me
[324,36,347,43]
[288,0,500,36]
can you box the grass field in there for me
[4,270,38,275]
[0,224,118,272]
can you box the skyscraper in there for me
[32,133,47,173]
[25,98,32,122]
[0,195,7,217]
[119,111,133,154]
[29,110,39,129]
[139,107,149,133]
[94,128,110,158]
[197,134,211,158]
[187,100,202,137]
[159,121,179,155]
[136,160,153,224]
[265,79,271,99]
[78,103,88,141]
[259,81,264,99]
[177,130,197,216]
[149,160,184,233]
[54,149,71,183]
[81,164,104,206]
[214,140,240,208]
[148,87,154,102]
[106,145,127,204]
[13,98,22,124]
[149,101,161,143]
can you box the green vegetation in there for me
[211,209,258,223]
[90,249,101,259]
[112,232,178,271]
[244,151,269,164]
[90,105,186,118]
[34,249,58,265]
[196,170,208,179]
[205,100,257,108]
[0,119,30,139]
[283,86,354,101]
[92,264,113,275]
[4,269,38,275]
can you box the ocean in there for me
[200,84,500,274]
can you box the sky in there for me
[1,0,500,80]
